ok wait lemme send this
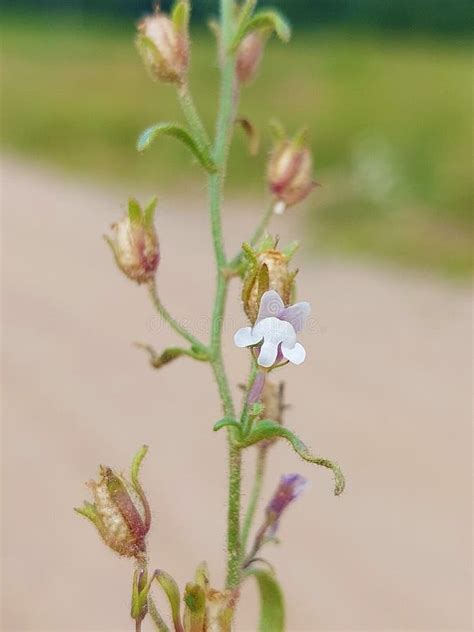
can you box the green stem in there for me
[241,446,267,557]
[148,281,206,352]
[178,84,211,149]
[205,0,244,592]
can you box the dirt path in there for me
[2,157,472,631]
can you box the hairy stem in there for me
[241,446,267,557]
[178,83,211,149]
[148,281,206,352]
[205,0,243,592]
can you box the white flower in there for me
[234,290,310,368]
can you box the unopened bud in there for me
[267,132,315,209]
[75,448,151,558]
[105,197,159,284]
[137,3,189,85]
[236,31,266,84]
[243,244,297,324]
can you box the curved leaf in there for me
[137,122,217,173]
[245,568,285,632]
[130,445,148,491]
[232,9,291,50]
[154,570,184,632]
[213,417,243,435]
[240,420,345,495]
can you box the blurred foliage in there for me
[1,0,473,34]
[0,15,472,277]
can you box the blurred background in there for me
[1,0,473,276]
[1,1,472,631]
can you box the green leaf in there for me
[231,0,257,50]
[137,122,217,173]
[143,196,158,227]
[183,583,206,631]
[74,501,99,525]
[171,0,190,32]
[128,198,142,224]
[245,568,285,632]
[232,9,291,50]
[154,570,184,632]
[239,420,345,495]
[130,445,148,492]
[213,417,243,435]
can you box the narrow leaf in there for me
[128,198,142,224]
[171,0,190,32]
[154,570,184,632]
[137,123,217,173]
[233,9,291,50]
[245,568,285,632]
[213,417,242,435]
[240,420,345,495]
[131,445,149,492]
[143,196,158,227]
[231,0,258,50]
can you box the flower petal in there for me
[278,301,311,333]
[234,326,262,348]
[257,341,279,368]
[256,290,285,323]
[281,342,306,365]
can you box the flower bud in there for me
[75,448,151,558]
[267,131,315,210]
[236,31,266,84]
[242,244,297,324]
[136,3,189,85]
[105,197,159,284]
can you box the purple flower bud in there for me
[266,473,308,534]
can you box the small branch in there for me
[135,342,209,368]
[147,281,207,352]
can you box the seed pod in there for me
[136,3,189,85]
[75,447,151,558]
[105,197,159,284]
[267,130,315,210]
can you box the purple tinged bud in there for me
[247,371,266,405]
[105,198,159,285]
[75,459,151,558]
[236,31,266,84]
[267,134,316,209]
[136,5,189,85]
[266,473,308,532]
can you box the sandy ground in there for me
[1,157,472,631]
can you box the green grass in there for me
[1,14,472,277]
